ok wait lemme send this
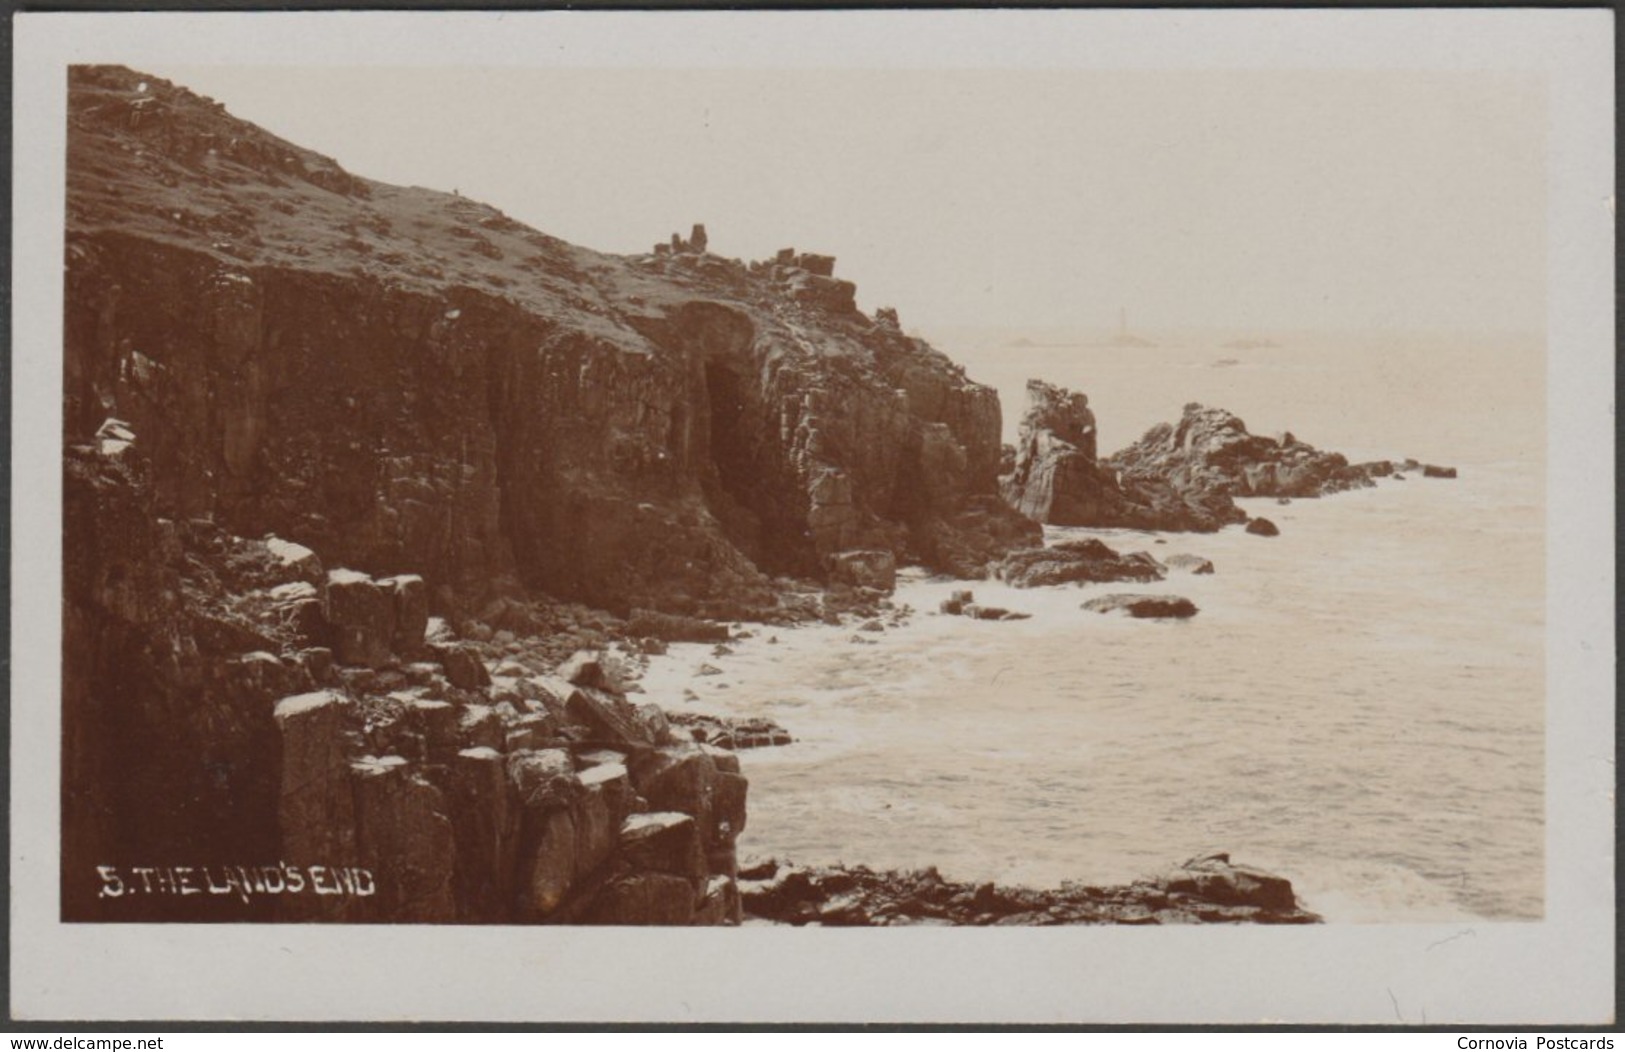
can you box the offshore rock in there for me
[1001,385,1420,534]
[1081,593,1198,619]
[1000,380,1104,525]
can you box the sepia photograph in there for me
[13,8,1615,1024]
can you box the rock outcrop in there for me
[999,381,1104,524]
[1108,405,1379,506]
[1001,382,1445,532]
[738,852,1319,925]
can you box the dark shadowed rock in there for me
[434,642,490,690]
[444,746,516,922]
[1081,594,1198,619]
[380,574,428,654]
[349,756,457,922]
[1245,517,1280,537]
[1422,464,1457,479]
[325,569,395,668]
[693,875,743,925]
[586,872,698,925]
[558,650,611,689]
[515,807,576,921]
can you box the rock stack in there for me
[1000,381,1453,533]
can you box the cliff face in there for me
[66,65,1032,619]
[62,65,1039,923]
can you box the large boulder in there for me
[619,811,709,889]
[585,872,697,925]
[325,569,395,668]
[444,746,517,922]
[348,756,457,922]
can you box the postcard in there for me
[11,8,1614,1024]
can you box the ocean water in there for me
[641,330,1545,922]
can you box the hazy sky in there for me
[155,66,1546,335]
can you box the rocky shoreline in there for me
[737,853,1321,926]
[62,66,1458,926]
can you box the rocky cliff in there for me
[62,65,1042,923]
[66,429,755,923]
[66,65,1035,618]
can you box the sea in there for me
[641,328,1545,922]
